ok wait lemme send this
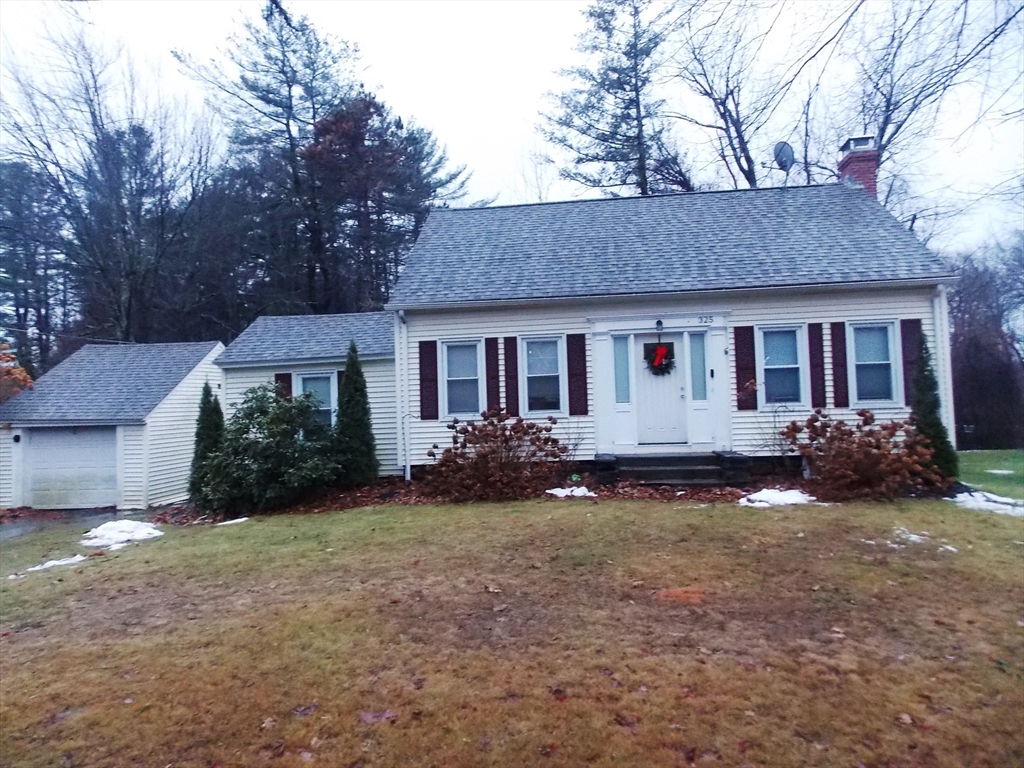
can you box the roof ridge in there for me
[438,183,843,214]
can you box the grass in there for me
[1,499,1023,767]
[959,450,1024,500]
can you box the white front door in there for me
[636,333,687,444]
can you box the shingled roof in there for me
[387,184,952,309]
[215,311,393,368]
[0,342,221,425]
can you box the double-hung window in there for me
[300,375,333,426]
[761,329,801,404]
[852,324,894,402]
[444,342,481,416]
[524,338,562,412]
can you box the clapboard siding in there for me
[402,309,598,467]
[119,425,148,509]
[0,427,12,507]
[143,344,225,507]
[220,359,401,476]
[399,284,946,462]
[725,289,938,455]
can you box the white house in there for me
[214,311,401,476]
[0,342,224,510]
[385,140,955,477]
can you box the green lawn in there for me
[1,499,1022,767]
[959,450,1024,499]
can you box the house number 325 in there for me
[697,315,714,324]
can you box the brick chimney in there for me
[838,136,878,197]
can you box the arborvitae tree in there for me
[190,382,225,498]
[335,341,378,486]
[910,334,958,479]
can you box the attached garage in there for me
[0,341,224,511]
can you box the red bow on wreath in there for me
[644,341,675,375]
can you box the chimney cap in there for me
[840,135,876,153]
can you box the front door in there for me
[636,333,687,444]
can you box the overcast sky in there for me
[2,0,1021,252]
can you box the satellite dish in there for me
[774,141,795,173]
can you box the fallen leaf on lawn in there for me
[291,703,319,717]
[359,710,396,725]
[898,713,914,725]
[261,717,277,730]
[540,742,558,757]
[299,751,314,762]
[485,585,502,593]
[614,712,640,734]
[492,604,509,613]
[259,740,285,759]
[412,677,425,690]
[549,686,567,702]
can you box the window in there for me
[613,336,630,404]
[690,333,707,401]
[300,375,333,426]
[762,329,801,403]
[525,339,561,411]
[445,342,480,415]
[853,325,894,401]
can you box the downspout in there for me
[396,309,413,482]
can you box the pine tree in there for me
[542,0,693,196]
[335,341,378,486]
[910,334,958,479]
[190,382,225,498]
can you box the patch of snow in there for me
[25,554,87,572]
[81,520,163,551]
[949,491,1024,516]
[892,526,930,544]
[738,488,816,507]
[985,469,1014,475]
[938,544,958,553]
[546,486,597,498]
[216,517,249,526]
[860,539,876,545]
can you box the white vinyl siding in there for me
[399,284,947,462]
[120,425,148,509]
[0,427,12,508]
[144,343,225,507]
[402,311,597,467]
[220,358,401,476]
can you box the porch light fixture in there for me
[655,319,663,333]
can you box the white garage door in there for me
[26,427,118,509]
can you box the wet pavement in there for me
[0,509,149,542]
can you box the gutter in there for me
[215,353,394,370]
[385,276,958,313]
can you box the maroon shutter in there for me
[900,319,923,407]
[567,333,588,416]
[274,372,292,399]
[734,326,757,411]
[419,340,439,420]
[503,336,519,416]
[808,323,826,409]
[485,337,500,412]
[831,322,849,408]
[337,369,345,398]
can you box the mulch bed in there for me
[142,474,808,527]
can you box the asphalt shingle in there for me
[0,342,221,425]
[215,311,393,368]
[387,184,952,308]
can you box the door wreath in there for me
[643,341,675,375]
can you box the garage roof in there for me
[0,342,221,425]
